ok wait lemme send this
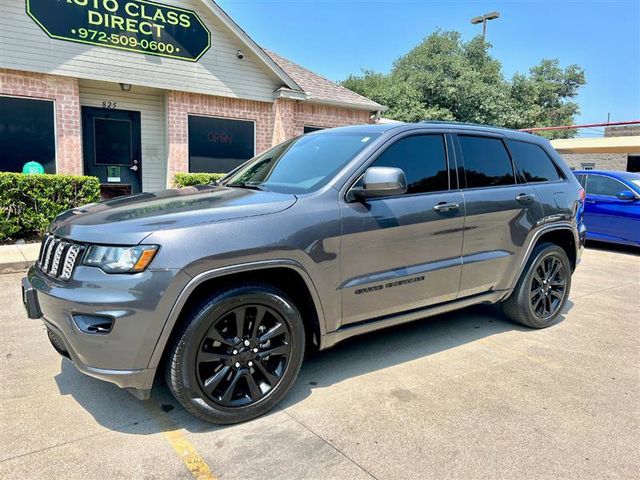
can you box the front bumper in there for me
[23,265,191,398]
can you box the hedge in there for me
[0,172,101,241]
[174,172,225,188]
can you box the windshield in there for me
[222,132,378,194]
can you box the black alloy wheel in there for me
[501,242,572,329]
[196,304,291,407]
[529,254,567,319]
[165,284,305,424]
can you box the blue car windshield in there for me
[618,172,640,194]
[222,132,379,194]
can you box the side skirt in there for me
[320,290,506,350]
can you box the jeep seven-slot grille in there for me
[37,234,83,281]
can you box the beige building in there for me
[553,125,640,172]
[0,0,382,197]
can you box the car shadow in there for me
[586,240,639,256]
[54,302,572,435]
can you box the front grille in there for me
[37,234,84,281]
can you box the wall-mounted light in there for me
[119,83,132,92]
[236,49,244,59]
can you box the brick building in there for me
[0,0,382,196]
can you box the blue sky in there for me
[217,0,640,130]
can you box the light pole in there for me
[471,11,500,39]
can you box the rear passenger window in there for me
[508,140,562,183]
[458,136,515,188]
[575,174,587,187]
[370,135,449,194]
[585,175,627,197]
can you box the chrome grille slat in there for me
[37,235,82,281]
[49,242,67,277]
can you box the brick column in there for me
[271,98,296,146]
[0,69,82,175]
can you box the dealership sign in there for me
[27,0,211,61]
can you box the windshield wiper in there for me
[226,182,268,191]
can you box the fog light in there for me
[73,314,114,334]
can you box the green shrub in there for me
[174,172,225,188]
[0,172,101,241]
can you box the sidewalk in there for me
[0,243,40,273]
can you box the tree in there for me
[341,31,586,138]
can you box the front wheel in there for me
[165,284,305,424]
[501,242,572,329]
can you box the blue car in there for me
[573,170,640,247]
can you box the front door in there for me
[339,133,465,326]
[82,107,142,198]
[584,173,640,243]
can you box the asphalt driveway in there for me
[1,245,639,479]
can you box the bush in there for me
[174,172,225,188]
[0,172,101,241]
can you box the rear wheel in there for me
[165,284,305,424]
[501,242,571,329]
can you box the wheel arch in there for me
[502,223,579,299]
[147,260,326,371]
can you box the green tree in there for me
[341,31,586,138]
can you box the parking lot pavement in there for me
[1,246,638,480]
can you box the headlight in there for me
[83,245,159,273]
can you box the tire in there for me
[501,242,572,329]
[165,284,305,424]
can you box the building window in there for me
[0,96,56,173]
[581,162,596,171]
[627,155,640,173]
[188,116,255,173]
[304,126,324,134]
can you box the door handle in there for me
[515,193,535,203]
[433,202,460,213]
[129,165,139,172]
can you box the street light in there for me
[471,11,500,39]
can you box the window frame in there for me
[505,139,566,185]
[187,114,256,174]
[343,131,454,202]
[0,94,57,174]
[584,174,630,198]
[453,133,518,191]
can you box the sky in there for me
[217,0,640,132]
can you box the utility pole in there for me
[471,11,500,39]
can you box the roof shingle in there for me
[264,50,383,111]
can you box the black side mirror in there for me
[616,190,637,201]
[350,167,408,201]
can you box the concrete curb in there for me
[0,243,39,274]
[1,261,33,274]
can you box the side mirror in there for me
[350,167,407,200]
[616,190,637,201]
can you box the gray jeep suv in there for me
[22,122,586,424]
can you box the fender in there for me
[498,221,580,302]
[146,259,327,369]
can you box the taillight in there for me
[578,188,586,203]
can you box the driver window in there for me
[367,135,449,194]
[586,175,627,197]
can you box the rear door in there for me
[339,132,465,325]
[584,174,639,243]
[453,133,543,298]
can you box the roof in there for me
[264,50,384,111]
[551,136,640,154]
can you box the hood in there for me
[50,185,297,245]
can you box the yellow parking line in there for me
[145,402,218,480]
